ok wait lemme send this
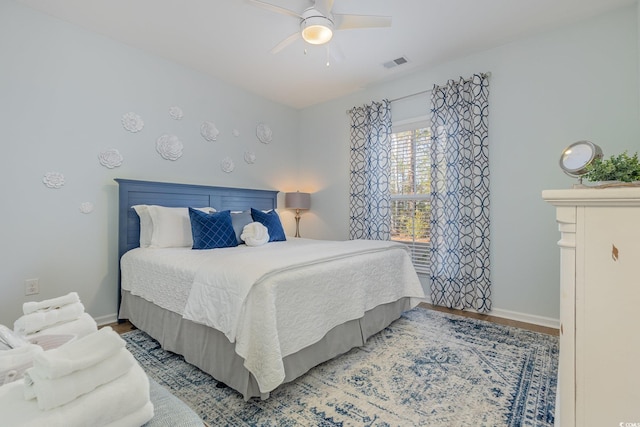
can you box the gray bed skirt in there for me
[119,291,412,400]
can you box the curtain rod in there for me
[389,89,431,103]
[346,72,491,113]
[389,72,492,103]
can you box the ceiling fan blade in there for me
[271,31,301,54]
[314,0,335,15]
[246,0,301,18]
[334,14,392,30]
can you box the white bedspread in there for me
[121,238,425,394]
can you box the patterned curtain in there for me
[349,100,392,240]
[429,73,491,312]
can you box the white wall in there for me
[2,1,637,329]
[298,5,640,324]
[0,1,300,326]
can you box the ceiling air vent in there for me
[383,56,409,69]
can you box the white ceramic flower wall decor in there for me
[98,148,124,169]
[244,150,256,164]
[168,106,184,120]
[256,123,272,144]
[121,112,144,133]
[221,157,235,173]
[232,129,240,137]
[43,172,65,189]
[200,121,219,142]
[79,202,95,214]
[156,134,183,161]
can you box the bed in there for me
[116,178,425,400]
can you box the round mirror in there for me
[559,141,603,177]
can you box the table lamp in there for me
[284,191,311,237]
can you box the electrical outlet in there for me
[25,278,39,296]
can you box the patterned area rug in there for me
[123,308,558,426]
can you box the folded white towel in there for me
[14,302,85,335]
[27,312,97,341]
[0,344,43,386]
[103,401,154,427]
[24,347,136,410]
[241,222,270,246]
[0,363,151,427]
[22,292,81,315]
[31,326,125,379]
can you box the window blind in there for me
[390,126,431,274]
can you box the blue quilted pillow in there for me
[188,208,238,249]
[251,208,286,242]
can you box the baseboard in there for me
[94,313,118,327]
[419,296,560,330]
[488,307,559,330]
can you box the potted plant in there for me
[583,151,640,184]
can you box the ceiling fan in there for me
[247,0,392,54]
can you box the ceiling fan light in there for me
[301,16,333,45]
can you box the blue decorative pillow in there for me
[251,208,286,242]
[231,210,253,244]
[188,208,238,249]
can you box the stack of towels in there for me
[14,292,97,339]
[0,327,154,427]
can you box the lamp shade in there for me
[285,192,311,210]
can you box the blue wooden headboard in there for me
[115,178,278,313]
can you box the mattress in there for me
[120,238,425,396]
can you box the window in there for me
[390,119,431,274]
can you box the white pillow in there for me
[132,205,215,248]
[149,206,217,248]
[132,205,153,247]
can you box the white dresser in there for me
[542,187,640,427]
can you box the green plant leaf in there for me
[584,151,640,182]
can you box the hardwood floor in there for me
[104,320,137,334]
[419,302,559,336]
[106,304,559,336]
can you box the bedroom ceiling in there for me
[18,0,636,109]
